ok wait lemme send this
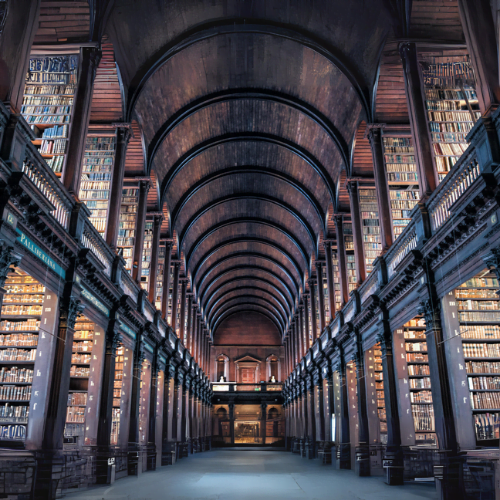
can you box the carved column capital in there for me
[0,245,22,288]
[62,297,85,330]
[417,299,441,330]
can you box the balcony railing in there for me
[22,142,73,230]
[427,146,480,232]
[212,382,283,392]
[81,218,114,277]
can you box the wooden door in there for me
[241,367,255,384]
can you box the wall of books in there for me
[167,265,174,326]
[382,135,420,239]
[111,345,124,446]
[118,185,139,274]
[79,129,116,238]
[0,270,45,443]
[343,221,357,293]
[419,53,480,183]
[322,267,330,324]
[331,250,341,313]
[138,359,151,447]
[155,245,166,311]
[402,318,437,447]
[140,220,153,291]
[22,54,79,177]
[358,188,381,275]
[455,272,500,445]
[365,344,387,446]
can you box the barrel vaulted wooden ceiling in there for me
[35,0,465,340]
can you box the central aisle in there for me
[63,450,438,500]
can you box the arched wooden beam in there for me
[209,296,286,332]
[170,166,325,232]
[206,287,289,326]
[191,237,305,288]
[178,194,317,257]
[159,133,336,211]
[147,88,349,173]
[199,266,297,312]
[213,307,283,339]
[201,275,294,319]
[126,20,370,123]
[197,251,300,307]
[185,217,309,276]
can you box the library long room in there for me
[1,2,500,500]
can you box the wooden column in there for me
[148,353,159,469]
[171,262,181,333]
[354,340,370,477]
[367,126,393,253]
[43,297,83,450]
[346,181,366,285]
[335,356,351,470]
[309,277,318,340]
[148,215,162,303]
[95,318,121,482]
[161,368,175,465]
[315,379,325,444]
[315,262,326,332]
[334,216,349,305]
[290,325,297,368]
[179,278,187,344]
[161,241,173,320]
[399,42,438,199]
[186,295,193,352]
[128,339,144,446]
[132,181,150,283]
[260,403,267,443]
[458,0,500,115]
[304,293,310,350]
[323,241,337,319]
[62,47,101,196]
[377,320,404,485]
[298,310,304,360]
[106,126,131,249]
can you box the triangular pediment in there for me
[235,355,261,364]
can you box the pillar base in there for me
[355,445,370,477]
[127,444,144,476]
[382,448,404,486]
[305,439,316,459]
[435,455,465,500]
[161,441,176,466]
[317,441,333,464]
[187,438,193,454]
[95,446,119,485]
[334,443,351,470]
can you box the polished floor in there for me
[63,449,439,500]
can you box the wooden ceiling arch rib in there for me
[202,276,294,317]
[191,237,304,289]
[205,282,292,320]
[199,265,298,310]
[185,218,310,275]
[197,250,301,302]
[210,296,286,333]
[103,0,396,340]
[206,289,289,328]
[213,307,283,338]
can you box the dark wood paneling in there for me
[214,311,281,346]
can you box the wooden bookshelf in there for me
[402,319,437,447]
[64,317,94,444]
[455,272,500,444]
[22,55,79,177]
[78,130,116,237]
[366,343,387,446]
[140,220,153,291]
[155,245,166,310]
[0,270,45,442]
[343,222,357,293]
[167,265,174,326]
[322,265,330,323]
[110,345,124,446]
[419,54,480,183]
[117,187,139,274]
[332,250,341,314]
[382,135,420,239]
[358,188,381,275]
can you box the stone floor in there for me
[63,449,439,500]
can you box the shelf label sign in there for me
[119,321,136,340]
[144,341,154,354]
[81,287,109,317]
[16,228,65,279]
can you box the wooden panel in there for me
[375,39,409,123]
[34,0,90,44]
[90,38,123,123]
[352,122,373,177]
[214,311,281,346]
[410,0,464,41]
[124,120,145,175]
